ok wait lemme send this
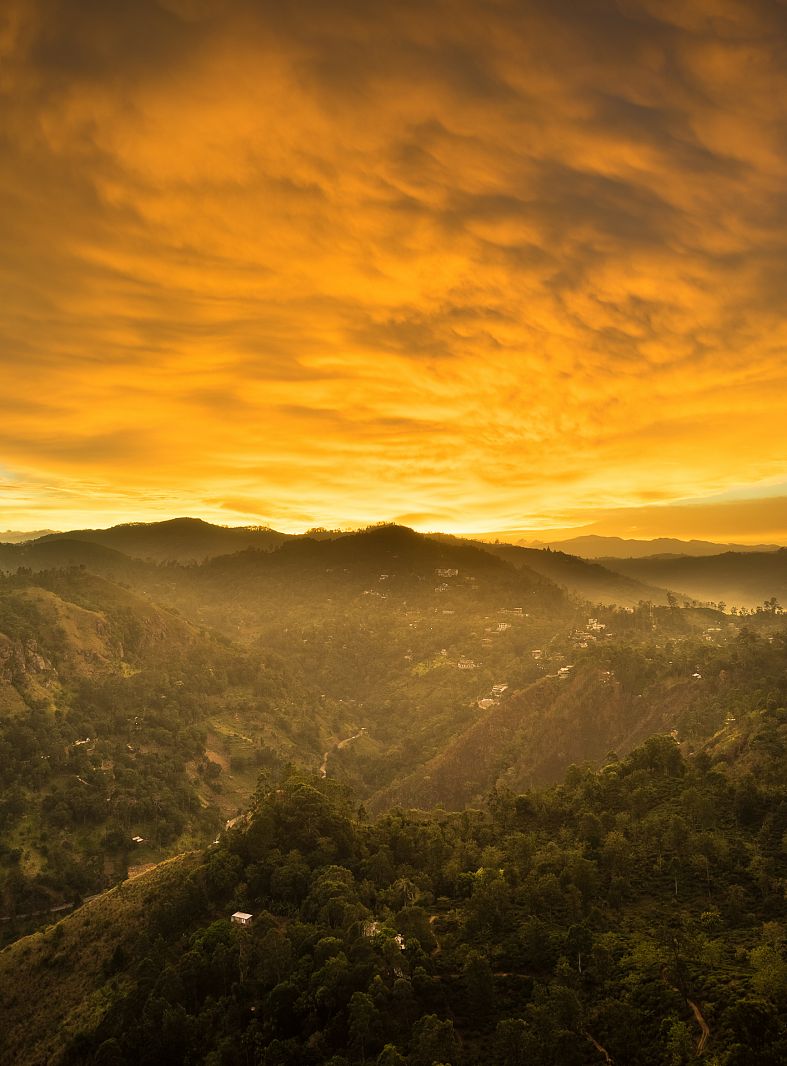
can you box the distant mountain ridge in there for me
[3,517,785,611]
[0,529,60,543]
[34,517,293,562]
[441,536,681,606]
[515,534,782,558]
[0,520,685,609]
[601,548,787,609]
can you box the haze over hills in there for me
[468,540,681,608]
[0,530,60,544]
[0,536,145,578]
[0,519,680,612]
[602,549,787,610]
[477,534,784,558]
[0,517,785,1064]
[3,518,786,614]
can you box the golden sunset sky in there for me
[2,0,787,540]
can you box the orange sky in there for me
[1,0,787,540]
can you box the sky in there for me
[1,0,787,540]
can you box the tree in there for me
[410,1014,461,1066]
[349,991,380,1061]
[566,924,593,974]
[377,1046,406,1066]
[493,1019,530,1066]
[463,950,495,1022]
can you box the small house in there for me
[231,911,253,927]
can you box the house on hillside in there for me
[457,658,478,670]
[231,911,253,926]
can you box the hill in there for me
[367,605,787,812]
[0,537,142,578]
[1,723,784,1065]
[1,526,784,957]
[151,524,562,637]
[470,541,678,607]
[369,666,693,812]
[0,530,59,544]
[0,529,572,932]
[600,549,787,609]
[34,517,292,563]
[516,535,782,558]
[0,568,320,929]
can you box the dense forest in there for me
[0,523,785,1063]
[1,717,785,1064]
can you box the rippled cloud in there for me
[1,0,786,535]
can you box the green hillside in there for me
[1,717,784,1065]
[0,570,314,932]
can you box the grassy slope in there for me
[0,853,200,1066]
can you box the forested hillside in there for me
[0,525,785,1063]
[0,569,315,933]
[1,716,784,1065]
[1,526,786,951]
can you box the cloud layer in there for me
[1,0,787,536]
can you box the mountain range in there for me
[0,518,785,1063]
[489,534,783,558]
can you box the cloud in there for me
[0,0,786,534]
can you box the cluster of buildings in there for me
[477,681,509,710]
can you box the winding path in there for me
[688,998,710,1054]
[319,727,367,777]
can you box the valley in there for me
[0,521,784,1064]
